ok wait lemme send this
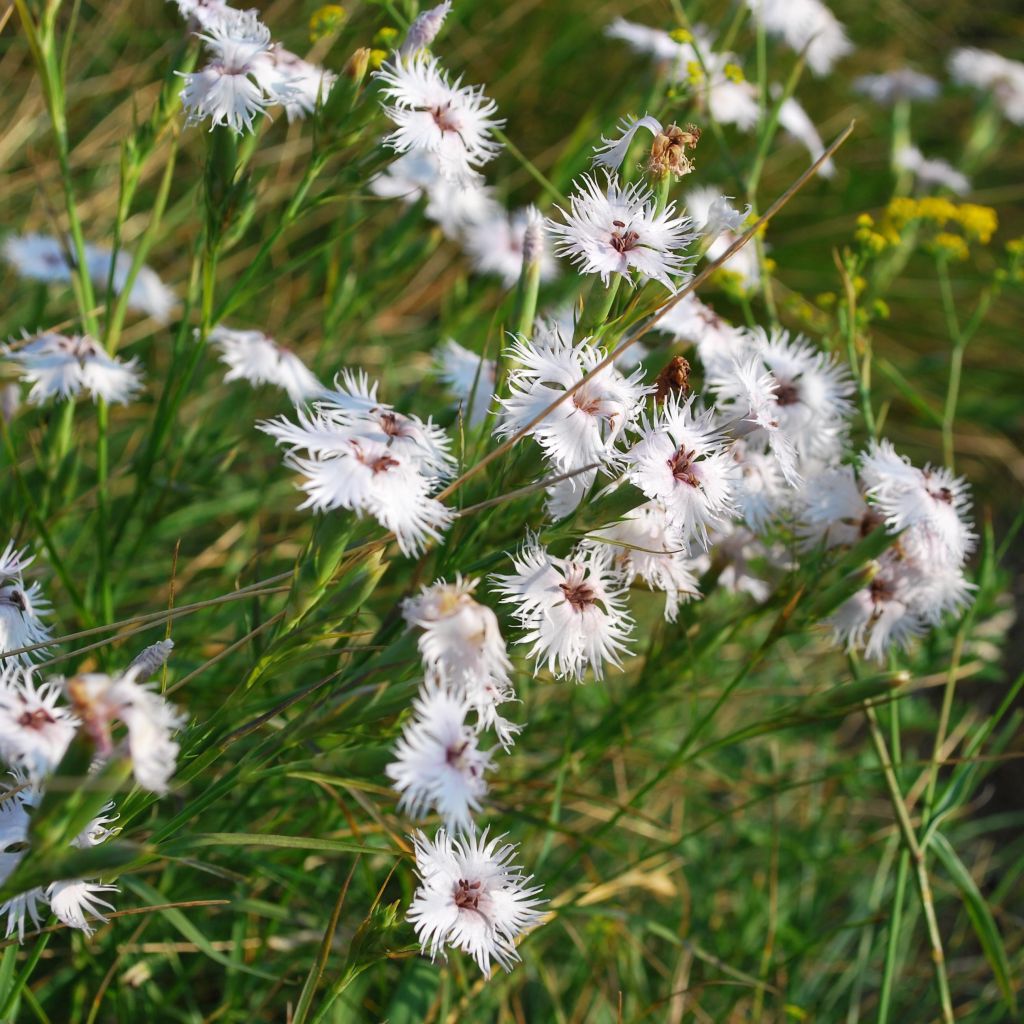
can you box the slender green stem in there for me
[864,703,954,1024]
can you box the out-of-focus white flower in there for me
[462,206,558,288]
[703,66,760,131]
[731,439,792,530]
[209,325,321,402]
[407,827,545,975]
[400,1,452,57]
[436,339,497,427]
[653,293,748,374]
[548,173,695,291]
[625,394,737,548]
[5,333,143,406]
[795,463,875,549]
[66,650,185,795]
[894,146,970,195]
[746,0,852,77]
[0,543,52,666]
[2,235,177,323]
[375,55,504,185]
[949,48,1024,125]
[402,577,519,748]
[370,152,502,239]
[688,191,751,240]
[684,186,760,293]
[854,69,940,105]
[775,94,835,178]
[590,501,700,622]
[498,324,649,477]
[266,45,336,121]
[169,0,256,31]
[386,684,493,832]
[261,374,456,556]
[179,14,293,133]
[0,668,76,779]
[606,17,691,70]
[493,537,634,682]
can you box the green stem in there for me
[864,703,954,1024]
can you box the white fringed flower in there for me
[708,328,854,475]
[625,394,737,549]
[209,325,321,402]
[590,502,700,622]
[436,339,497,427]
[261,373,456,555]
[746,0,852,77]
[179,14,292,133]
[462,206,558,288]
[47,880,118,936]
[2,235,176,323]
[375,55,504,184]
[386,684,493,832]
[67,646,185,794]
[0,668,76,779]
[0,542,52,665]
[854,69,940,105]
[860,441,975,565]
[949,48,1024,125]
[548,173,694,291]
[402,578,519,748]
[498,324,649,476]
[407,827,545,975]
[5,333,143,406]
[894,146,970,195]
[493,538,634,682]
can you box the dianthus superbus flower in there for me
[854,69,940,105]
[590,502,700,622]
[0,543,52,665]
[2,235,176,323]
[625,394,737,549]
[436,339,497,427]
[745,0,852,77]
[497,324,649,477]
[209,324,321,402]
[402,578,518,747]
[385,684,493,832]
[5,333,143,406]
[179,14,293,133]
[66,646,185,794]
[407,827,545,975]
[493,538,634,681]
[375,54,504,185]
[894,146,970,196]
[949,48,1024,125]
[0,668,76,779]
[462,206,557,288]
[548,173,694,291]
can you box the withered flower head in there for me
[648,123,701,179]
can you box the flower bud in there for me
[400,1,452,57]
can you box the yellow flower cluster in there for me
[309,4,345,42]
[854,199,999,260]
